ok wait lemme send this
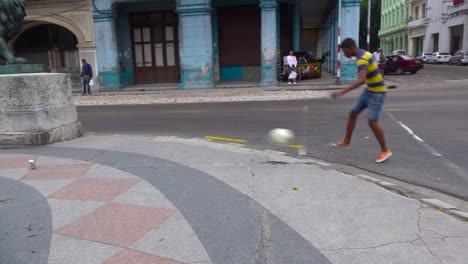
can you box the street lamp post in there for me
[367,0,371,51]
[337,0,342,85]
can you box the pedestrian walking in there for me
[373,48,386,75]
[80,59,93,96]
[331,38,392,163]
[287,51,298,85]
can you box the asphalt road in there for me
[77,65,468,200]
[385,63,468,82]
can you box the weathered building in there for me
[13,0,362,89]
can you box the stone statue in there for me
[0,0,26,64]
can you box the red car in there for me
[384,55,424,75]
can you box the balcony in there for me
[448,0,468,16]
[408,18,426,28]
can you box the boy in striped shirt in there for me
[331,38,392,163]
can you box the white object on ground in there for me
[267,128,295,147]
[29,160,36,170]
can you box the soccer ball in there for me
[267,128,295,147]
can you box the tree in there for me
[359,0,381,51]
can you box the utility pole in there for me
[337,0,342,85]
[367,0,371,51]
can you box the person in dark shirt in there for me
[80,59,93,96]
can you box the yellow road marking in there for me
[96,112,129,115]
[387,109,422,112]
[205,136,247,143]
[263,108,303,112]
[161,110,206,113]
[289,144,304,149]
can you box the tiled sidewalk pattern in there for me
[0,155,194,264]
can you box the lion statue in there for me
[0,0,26,64]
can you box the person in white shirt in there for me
[287,51,298,85]
[373,49,381,63]
[372,48,386,75]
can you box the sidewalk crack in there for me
[417,205,443,264]
[248,161,255,197]
[253,208,272,264]
[323,238,420,252]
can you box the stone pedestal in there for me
[0,64,46,75]
[0,73,82,145]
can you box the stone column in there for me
[333,8,338,73]
[259,0,278,87]
[464,21,468,50]
[327,19,332,71]
[340,0,360,83]
[177,0,214,89]
[292,0,301,51]
[316,30,323,60]
[93,3,121,88]
[329,8,336,73]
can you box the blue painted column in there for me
[292,0,301,51]
[325,21,330,71]
[340,0,361,83]
[177,0,214,89]
[259,0,278,87]
[93,1,121,88]
[330,9,337,73]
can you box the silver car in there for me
[428,52,451,64]
[448,50,468,65]
[417,52,433,63]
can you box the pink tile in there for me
[21,164,92,180]
[104,249,184,264]
[56,202,175,247]
[0,156,37,169]
[49,179,140,202]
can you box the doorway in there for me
[217,5,261,81]
[131,12,180,84]
[450,25,464,54]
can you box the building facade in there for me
[379,0,410,54]
[425,0,468,54]
[407,0,427,57]
[13,0,362,89]
[9,0,97,87]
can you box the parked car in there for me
[428,52,451,64]
[448,50,468,65]
[392,50,407,56]
[416,52,433,63]
[384,55,424,75]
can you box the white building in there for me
[407,0,428,57]
[425,0,468,54]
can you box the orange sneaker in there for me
[376,150,392,163]
[332,141,351,149]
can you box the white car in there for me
[429,52,451,64]
[392,50,407,56]
[417,52,433,63]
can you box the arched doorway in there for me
[14,23,81,88]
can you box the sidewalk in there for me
[1,134,467,264]
[73,75,398,106]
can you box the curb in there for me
[355,174,468,222]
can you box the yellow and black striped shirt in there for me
[357,50,387,92]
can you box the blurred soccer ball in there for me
[267,128,295,147]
